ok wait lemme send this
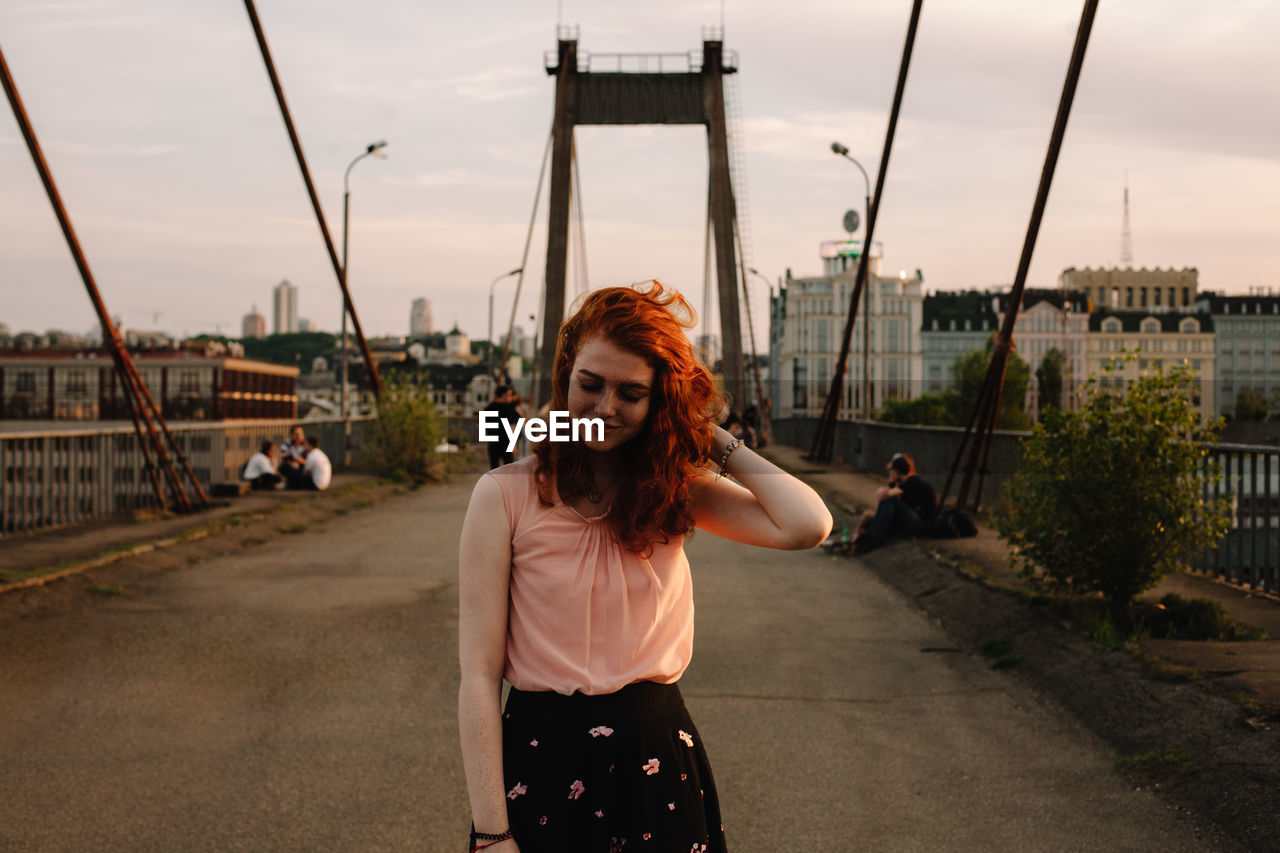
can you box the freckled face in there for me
[566,336,655,452]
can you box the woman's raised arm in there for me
[691,426,833,550]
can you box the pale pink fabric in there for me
[486,456,694,696]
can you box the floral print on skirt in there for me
[497,681,727,853]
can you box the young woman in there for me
[458,282,832,852]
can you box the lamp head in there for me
[831,141,849,156]
[367,140,388,157]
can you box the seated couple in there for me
[242,426,331,492]
[851,452,936,555]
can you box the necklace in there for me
[586,479,614,504]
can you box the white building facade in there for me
[1087,310,1217,421]
[770,242,924,419]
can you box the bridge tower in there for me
[538,32,745,406]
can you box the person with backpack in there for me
[851,452,936,554]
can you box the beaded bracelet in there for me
[717,438,742,478]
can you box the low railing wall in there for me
[770,418,1280,593]
[769,418,1027,511]
[1204,444,1280,593]
[1,417,375,536]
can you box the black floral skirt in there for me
[498,681,727,853]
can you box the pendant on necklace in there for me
[587,487,603,504]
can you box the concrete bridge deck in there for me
[0,466,1229,851]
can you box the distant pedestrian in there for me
[852,452,936,554]
[482,385,525,469]
[241,440,283,490]
[457,281,832,852]
[300,435,331,491]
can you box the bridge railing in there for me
[1203,444,1280,594]
[771,418,1280,593]
[1,417,374,537]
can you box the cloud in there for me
[48,141,181,158]
[411,66,538,102]
[379,170,528,191]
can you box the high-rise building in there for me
[242,305,266,339]
[273,280,298,334]
[410,298,433,336]
[298,318,313,333]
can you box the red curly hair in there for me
[533,282,722,555]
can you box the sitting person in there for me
[279,425,309,489]
[241,440,283,490]
[852,452,937,553]
[299,435,331,491]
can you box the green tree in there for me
[364,376,446,482]
[239,332,337,375]
[998,359,1230,628]
[1035,347,1066,415]
[950,341,1032,430]
[878,393,954,426]
[1233,388,1269,423]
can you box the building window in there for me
[16,371,36,393]
[1179,318,1200,333]
[64,370,88,396]
[178,370,200,394]
[1141,318,1160,334]
[792,360,808,410]
[1102,318,1121,334]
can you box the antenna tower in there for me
[1120,171,1133,266]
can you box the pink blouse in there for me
[486,456,695,696]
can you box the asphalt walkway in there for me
[0,464,1227,851]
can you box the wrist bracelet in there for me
[470,828,512,851]
[717,438,742,477]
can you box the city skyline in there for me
[2,1,1277,345]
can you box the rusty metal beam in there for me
[243,0,382,399]
[808,0,924,463]
[1,39,205,512]
[943,0,1100,513]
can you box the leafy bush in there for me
[878,393,953,426]
[364,376,447,482]
[875,340,1031,429]
[1151,594,1268,641]
[998,358,1231,626]
[1035,347,1066,413]
[950,342,1032,430]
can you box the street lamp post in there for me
[831,141,872,421]
[341,139,387,427]
[487,267,524,375]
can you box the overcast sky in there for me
[2,0,1278,347]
